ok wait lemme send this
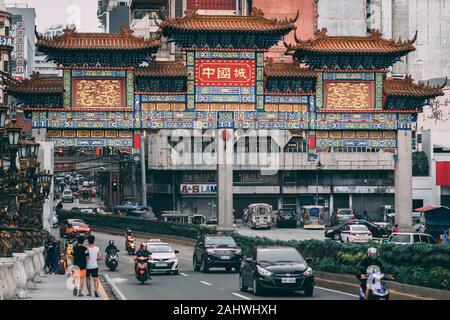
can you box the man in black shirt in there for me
[356,247,386,300]
[71,237,89,297]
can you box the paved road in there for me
[63,230,355,300]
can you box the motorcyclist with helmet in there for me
[134,242,152,278]
[125,229,135,252]
[105,240,119,254]
[356,247,388,300]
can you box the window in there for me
[413,235,420,243]
[5,26,9,36]
[419,235,429,243]
[187,0,236,10]
[3,60,7,72]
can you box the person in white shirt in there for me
[86,235,102,297]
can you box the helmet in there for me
[108,240,114,246]
[367,247,378,260]
[126,229,132,234]
[140,242,147,250]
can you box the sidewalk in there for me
[27,273,109,300]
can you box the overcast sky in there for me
[7,0,102,32]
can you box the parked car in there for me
[388,232,436,245]
[239,246,314,296]
[59,219,91,238]
[61,190,74,203]
[332,208,355,226]
[146,239,180,275]
[340,224,372,243]
[276,209,297,228]
[325,220,390,241]
[193,235,242,273]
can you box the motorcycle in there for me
[105,249,119,271]
[126,237,136,255]
[135,256,151,284]
[360,272,392,300]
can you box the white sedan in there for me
[340,224,372,243]
[146,239,180,275]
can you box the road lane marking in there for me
[232,293,252,300]
[200,281,212,286]
[315,286,358,298]
[103,274,127,300]
[180,273,189,277]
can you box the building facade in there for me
[97,0,130,33]
[6,3,35,80]
[0,0,12,105]
[7,9,443,229]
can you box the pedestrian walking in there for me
[71,237,89,297]
[66,236,75,266]
[86,235,101,298]
[44,237,56,274]
[392,224,400,233]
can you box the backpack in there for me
[56,260,66,275]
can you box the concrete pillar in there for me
[0,258,16,300]
[277,196,283,211]
[217,129,234,231]
[12,253,28,299]
[349,194,353,210]
[329,193,334,216]
[395,130,413,231]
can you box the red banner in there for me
[195,59,256,87]
[308,136,316,149]
[436,162,450,186]
[133,135,141,149]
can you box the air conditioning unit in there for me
[392,73,406,80]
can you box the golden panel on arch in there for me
[119,131,132,138]
[369,131,382,139]
[77,130,90,138]
[171,103,185,111]
[195,104,210,111]
[292,104,308,112]
[47,130,61,138]
[142,103,156,111]
[264,104,278,112]
[383,131,396,139]
[240,104,255,111]
[63,130,76,138]
[329,131,342,138]
[324,81,374,110]
[91,130,104,138]
[355,131,369,139]
[226,104,240,111]
[156,103,170,111]
[105,130,117,138]
[342,131,356,138]
[209,104,226,111]
[73,78,125,108]
[316,131,329,138]
[279,104,292,112]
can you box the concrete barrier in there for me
[32,247,45,283]
[314,271,450,300]
[24,250,37,290]
[12,253,28,299]
[0,258,16,300]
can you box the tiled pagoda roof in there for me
[7,72,63,94]
[285,28,417,55]
[36,25,161,51]
[384,76,445,98]
[264,59,316,78]
[135,60,187,77]
[159,7,297,34]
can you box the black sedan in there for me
[276,210,297,228]
[239,246,314,296]
[193,235,242,273]
[324,220,391,241]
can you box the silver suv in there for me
[61,190,74,203]
[388,232,436,245]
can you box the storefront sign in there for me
[195,59,256,87]
[180,184,217,194]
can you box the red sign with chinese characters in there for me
[195,59,256,87]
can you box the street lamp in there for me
[5,118,21,146]
[315,160,322,206]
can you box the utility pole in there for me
[140,131,147,206]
